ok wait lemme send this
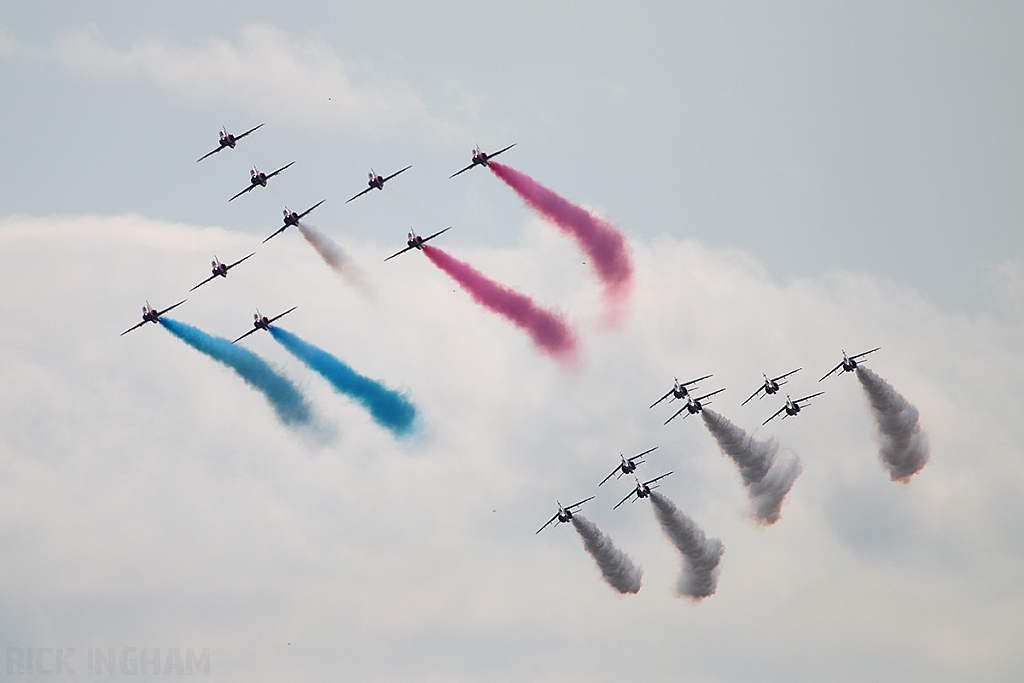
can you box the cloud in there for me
[47,24,431,130]
[1,214,1024,681]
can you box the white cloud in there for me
[1,213,1023,681]
[48,24,432,131]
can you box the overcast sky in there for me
[2,3,1023,682]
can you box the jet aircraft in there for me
[763,392,825,425]
[613,472,674,510]
[189,253,255,291]
[383,227,451,261]
[449,144,516,178]
[232,306,297,344]
[819,347,881,381]
[228,162,296,202]
[536,497,595,534]
[650,374,713,409]
[741,368,802,406]
[262,200,327,243]
[664,389,726,424]
[346,166,412,203]
[599,447,659,486]
[120,300,186,336]
[196,124,264,162]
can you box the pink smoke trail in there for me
[489,161,634,326]
[422,245,578,362]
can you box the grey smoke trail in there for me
[855,366,930,482]
[570,515,642,594]
[649,492,723,599]
[297,223,370,293]
[701,409,802,525]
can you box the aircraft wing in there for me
[449,162,476,179]
[156,300,187,317]
[696,388,726,402]
[851,347,881,361]
[196,146,223,163]
[265,161,295,180]
[119,319,150,336]
[565,496,594,512]
[649,389,673,409]
[682,373,713,386]
[819,362,844,382]
[613,491,637,510]
[420,226,451,245]
[489,143,516,159]
[383,165,412,183]
[599,467,620,487]
[762,406,787,426]
[741,385,764,406]
[266,306,298,326]
[535,514,560,535]
[664,407,690,425]
[629,446,658,462]
[773,368,802,382]
[235,123,264,140]
[298,199,326,219]
[383,244,414,262]
[228,183,256,202]
[232,327,259,344]
[345,186,374,203]
[643,471,673,487]
[263,225,290,243]
[796,391,824,405]
[227,252,256,270]
[189,273,218,292]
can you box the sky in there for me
[1,3,1024,682]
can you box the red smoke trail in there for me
[422,245,578,361]
[489,161,633,325]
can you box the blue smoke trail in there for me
[268,326,416,436]
[160,318,312,427]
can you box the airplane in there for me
[599,447,658,486]
[535,497,595,534]
[345,165,412,203]
[664,389,726,424]
[383,227,451,262]
[613,472,674,510]
[262,200,327,243]
[196,124,264,162]
[189,253,255,292]
[741,368,802,406]
[763,392,825,425]
[819,347,881,381]
[232,306,297,344]
[449,143,516,178]
[649,374,713,409]
[228,162,296,202]
[120,300,186,336]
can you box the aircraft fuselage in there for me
[213,263,228,277]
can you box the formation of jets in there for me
[384,227,451,262]
[346,166,412,203]
[233,307,298,344]
[190,253,255,292]
[263,200,327,243]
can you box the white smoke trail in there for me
[855,366,930,482]
[649,492,723,600]
[701,409,802,525]
[297,223,371,294]
[570,515,642,594]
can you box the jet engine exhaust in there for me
[570,515,642,594]
[297,223,369,293]
[268,327,416,437]
[701,409,802,525]
[488,162,633,327]
[159,318,312,427]
[855,366,930,482]
[421,245,578,362]
[649,491,723,600]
